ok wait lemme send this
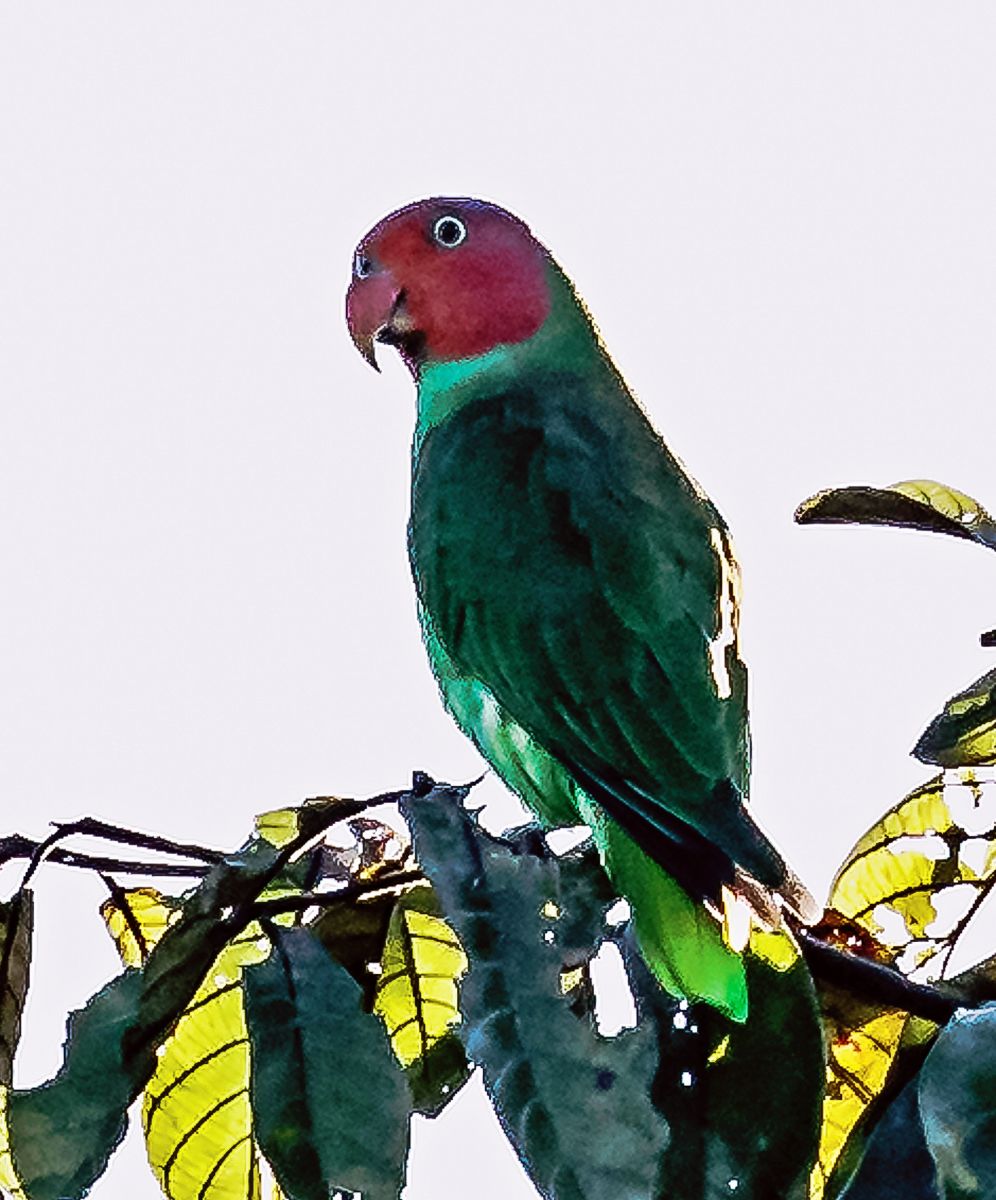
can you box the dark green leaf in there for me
[919,1002,996,1199]
[838,1080,939,1199]
[628,938,824,1200]
[245,925,410,1200]
[795,480,996,549]
[914,668,996,768]
[8,970,144,1200]
[0,891,32,1086]
[404,787,668,1200]
[311,888,397,998]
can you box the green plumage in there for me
[408,266,784,1020]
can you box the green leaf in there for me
[915,669,996,768]
[311,888,397,997]
[795,479,996,549]
[8,969,144,1200]
[244,926,410,1200]
[837,1080,939,1199]
[636,945,824,1200]
[5,803,354,1200]
[919,1003,996,1199]
[0,892,32,1087]
[404,787,669,1200]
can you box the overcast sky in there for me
[2,4,996,1196]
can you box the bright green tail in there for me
[578,794,748,1022]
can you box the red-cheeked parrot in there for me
[346,198,814,1020]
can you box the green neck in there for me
[415,263,611,448]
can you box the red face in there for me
[346,198,552,374]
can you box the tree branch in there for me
[797,930,964,1024]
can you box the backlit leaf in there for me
[796,479,996,549]
[102,887,287,1199]
[0,1087,27,1200]
[811,770,996,1197]
[829,771,996,980]
[141,930,273,1200]
[245,926,410,1200]
[101,887,179,967]
[915,668,996,769]
[811,988,910,1200]
[373,885,466,1067]
[372,885,470,1115]
[0,892,32,1087]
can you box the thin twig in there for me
[249,869,425,919]
[18,817,222,890]
[98,873,151,963]
[0,837,208,878]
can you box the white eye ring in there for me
[354,250,374,279]
[432,215,467,248]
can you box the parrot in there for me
[345,197,815,1020]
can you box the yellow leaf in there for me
[0,1087,26,1200]
[747,926,798,972]
[253,808,300,849]
[100,890,280,1199]
[810,1006,909,1200]
[889,479,987,525]
[810,770,996,1197]
[373,886,467,1068]
[142,930,277,1200]
[828,772,996,977]
[101,887,179,967]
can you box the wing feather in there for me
[410,372,782,888]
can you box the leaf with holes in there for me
[810,771,996,1198]
[372,885,470,1115]
[830,771,996,981]
[245,926,410,1200]
[795,479,996,548]
[403,787,669,1200]
[0,892,32,1087]
[915,668,996,769]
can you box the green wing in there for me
[410,368,784,895]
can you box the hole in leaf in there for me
[590,941,637,1036]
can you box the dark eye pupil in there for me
[437,219,462,245]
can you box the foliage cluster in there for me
[0,480,995,1199]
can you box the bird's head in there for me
[346,198,552,375]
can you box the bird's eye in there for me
[432,216,467,248]
[353,251,374,279]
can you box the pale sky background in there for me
[2,4,996,1197]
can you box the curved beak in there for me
[346,270,412,372]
